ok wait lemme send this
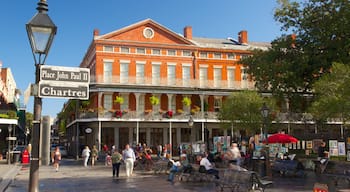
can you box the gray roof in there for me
[191,37,270,51]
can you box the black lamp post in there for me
[7,125,13,165]
[260,103,270,141]
[204,112,209,151]
[26,1,56,191]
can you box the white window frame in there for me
[182,50,192,57]
[136,61,146,84]
[167,63,176,86]
[227,53,236,60]
[103,46,114,52]
[213,66,222,88]
[152,62,161,85]
[120,47,130,53]
[120,60,130,83]
[167,49,176,56]
[200,52,208,58]
[152,48,161,55]
[103,60,113,83]
[227,66,236,88]
[103,94,113,111]
[136,48,146,54]
[213,53,221,59]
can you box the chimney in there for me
[93,29,99,36]
[238,30,248,44]
[291,33,296,48]
[184,26,192,40]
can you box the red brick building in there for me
[64,19,269,155]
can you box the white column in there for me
[167,94,173,111]
[134,93,141,115]
[98,121,101,151]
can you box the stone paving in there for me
[1,159,350,192]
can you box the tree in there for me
[217,90,277,135]
[309,63,350,124]
[242,0,350,112]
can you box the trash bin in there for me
[12,151,21,163]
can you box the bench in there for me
[324,173,350,187]
[177,164,215,182]
[272,159,305,177]
[215,170,273,192]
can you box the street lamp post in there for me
[260,103,269,141]
[8,125,13,165]
[260,103,271,178]
[204,112,209,151]
[26,0,57,191]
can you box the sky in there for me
[0,0,284,118]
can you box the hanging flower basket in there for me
[115,110,123,118]
[166,110,173,118]
[182,97,191,106]
[114,96,124,104]
[149,95,160,105]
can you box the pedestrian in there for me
[51,146,61,172]
[157,144,162,159]
[82,146,91,167]
[167,158,181,183]
[227,143,242,166]
[91,145,98,167]
[111,149,122,178]
[199,152,220,179]
[122,144,136,177]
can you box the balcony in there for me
[91,75,255,90]
[78,110,218,121]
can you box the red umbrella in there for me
[266,133,298,144]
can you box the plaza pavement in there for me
[1,158,350,192]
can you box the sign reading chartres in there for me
[40,65,90,83]
[39,65,90,99]
[39,82,89,99]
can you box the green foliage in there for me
[114,96,124,104]
[242,0,350,112]
[309,62,350,123]
[7,110,18,119]
[182,97,191,106]
[149,95,159,105]
[217,90,277,135]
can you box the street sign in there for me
[40,65,90,83]
[6,137,17,141]
[38,82,89,99]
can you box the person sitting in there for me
[317,142,328,164]
[167,158,181,183]
[180,152,192,174]
[199,152,220,179]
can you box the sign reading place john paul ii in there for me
[40,65,90,83]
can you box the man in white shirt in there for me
[200,152,219,179]
[122,144,136,177]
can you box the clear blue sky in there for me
[0,0,283,118]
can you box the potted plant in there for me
[115,110,123,118]
[114,96,124,104]
[149,95,160,105]
[182,97,191,107]
[166,110,173,118]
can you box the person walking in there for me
[82,146,91,167]
[227,143,242,166]
[91,145,98,167]
[111,149,122,178]
[51,146,61,172]
[122,144,136,177]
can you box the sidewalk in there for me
[0,160,21,192]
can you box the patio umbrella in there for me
[266,133,298,144]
